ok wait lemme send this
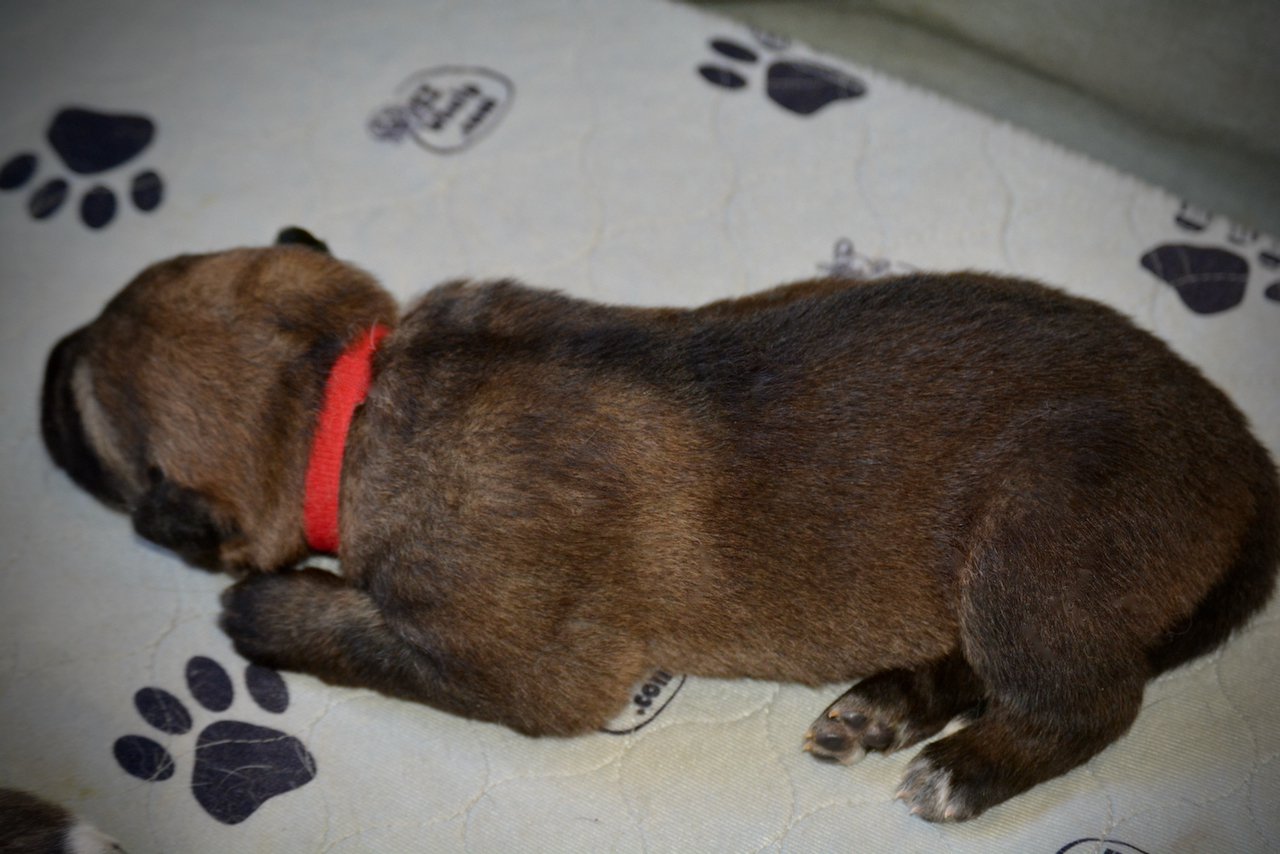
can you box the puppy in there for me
[41,229,1279,822]
[0,788,123,854]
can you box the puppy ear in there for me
[131,468,234,568]
[41,329,128,509]
[275,226,331,255]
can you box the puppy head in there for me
[41,229,398,571]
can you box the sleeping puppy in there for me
[0,788,123,854]
[41,228,1279,822]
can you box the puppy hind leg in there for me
[1147,463,1280,674]
[220,569,477,721]
[805,651,986,764]
[896,678,1143,822]
[898,494,1151,821]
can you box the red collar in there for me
[303,324,390,553]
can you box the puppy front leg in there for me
[220,569,479,723]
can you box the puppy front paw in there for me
[220,573,295,669]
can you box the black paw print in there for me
[1140,244,1250,314]
[0,106,164,230]
[1261,245,1280,303]
[697,35,866,116]
[1139,203,1280,314]
[113,656,316,825]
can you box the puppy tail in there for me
[1147,455,1280,675]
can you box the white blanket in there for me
[1,1,1277,851]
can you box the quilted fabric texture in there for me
[0,1,1277,851]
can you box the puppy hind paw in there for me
[895,753,976,823]
[802,724,866,765]
[803,697,904,764]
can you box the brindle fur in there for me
[42,230,1279,821]
[0,788,122,853]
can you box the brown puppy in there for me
[0,788,123,854]
[42,229,1279,822]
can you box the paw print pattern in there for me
[0,107,163,230]
[1139,202,1280,313]
[1261,246,1280,303]
[113,656,316,825]
[1140,245,1249,314]
[698,36,866,117]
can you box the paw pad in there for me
[113,656,316,825]
[804,700,906,764]
[698,35,866,116]
[1,106,164,229]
